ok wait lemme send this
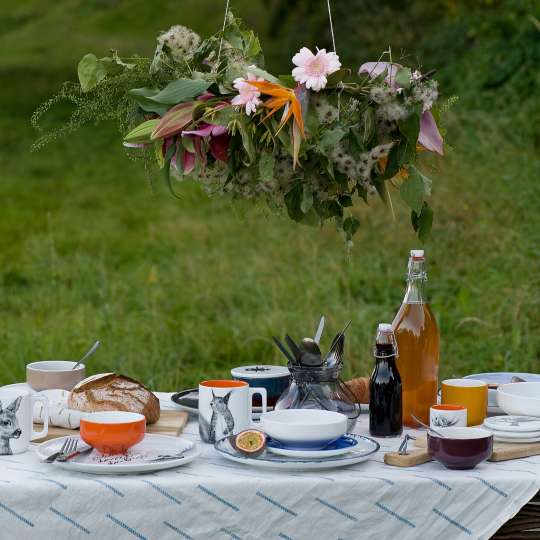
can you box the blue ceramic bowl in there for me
[231,365,290,407]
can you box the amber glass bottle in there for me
[392,250,439,426]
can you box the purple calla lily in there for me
[180,122,230,168]
[358,61,444,156]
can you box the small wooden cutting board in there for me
[33,410,189,442]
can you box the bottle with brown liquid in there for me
[392,250,439,426]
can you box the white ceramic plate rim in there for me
[215,435,379,470]
[35,434,200,474]
[266,435,359,458]
[484,416,540,433]
[493,434,540,443]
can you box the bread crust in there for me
[68,373,161,424]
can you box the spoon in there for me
[411,415,446,438]
[72,340,101,370]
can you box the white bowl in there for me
[260,409,347,449]
[26,361,86,391]
[497,382,540,417]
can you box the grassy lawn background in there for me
[0,1,538,390]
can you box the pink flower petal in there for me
[197,92,215,102]
[182,149,196,173]
[209,133,230,162]
[358,61,401,87]
[182,123,214,137]
[418,111,444,156]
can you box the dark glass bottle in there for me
[369,323,403,437]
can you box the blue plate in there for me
[266,435,359,458]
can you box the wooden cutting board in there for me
[33,410,189,442]
[384,434,540,467]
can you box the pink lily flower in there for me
[358,61,444,156]
[180,122,230,172]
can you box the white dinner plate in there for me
[484,416,540,433]
[215,434,379,470]
[493,434,540,444]
[35,434,200,474]
[266,434,359,458]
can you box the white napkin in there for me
[33,389,85,429]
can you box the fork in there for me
[45,438,78,463]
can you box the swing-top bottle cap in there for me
[410,249,425,261]
[377,323,393,334]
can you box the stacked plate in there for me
[484,416,540,443]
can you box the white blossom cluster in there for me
[369,85,398,104]
[150,25,201,73]
[357,142,394,180]
[412,80,438,112]
[311,95,338,124]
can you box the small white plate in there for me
[493,434,540,444]
[484,416,540,433]
[266,434,359,458]
[35,434,200,474]
[215,434,379,470]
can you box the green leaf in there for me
[410,165,433,196]
[343,216,360,238]
[246,65,279,83]
[258,153,274,182]
[301,184,313,214]
[284,184,303,222]
[319,128,346,152]
[77,53,107,92]
[326,68,351,87]
[128,88,170,116]
[395,67,412,89]
[411,204,434,242]
[400,170,424,214]
[339,195,353,207]
[398,111,420,150]
[237,118,255,166]
[124,119,160,144]
[149,79,211,105]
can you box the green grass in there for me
[0,1,538,391]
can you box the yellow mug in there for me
[441,379,488,426]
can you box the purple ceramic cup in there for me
[428,427,493,470]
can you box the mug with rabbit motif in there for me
[0,388,49,455]
[198,380,267,444]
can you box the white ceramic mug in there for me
[430,404,467,429]
[0,389,49,454]
[199,380,267,443]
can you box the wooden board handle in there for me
[384,448,431,467]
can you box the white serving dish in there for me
[497,382,540,417]
[36,434,200,474]
[266,434,359,458]
[484,415,540,433]
[259,409,347,449]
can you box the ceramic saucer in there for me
[266,434,359,458]
[484,416,540,433]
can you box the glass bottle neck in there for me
[403,259,427,304]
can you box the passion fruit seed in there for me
[235,430,266,453]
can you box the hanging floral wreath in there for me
[32,12,449,241]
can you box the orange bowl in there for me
[80,411,146,454]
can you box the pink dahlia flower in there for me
[292,47,341,92]
[231,75,263,115]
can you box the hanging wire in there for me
[217,0,231,67]
[326,0,337,52]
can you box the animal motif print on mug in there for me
[0,396,22,455]
[0,389,49,455]
[199,380,267,444]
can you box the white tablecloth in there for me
[0,393,538,540]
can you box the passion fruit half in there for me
[233,429,266,456]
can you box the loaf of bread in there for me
[68,373,160,424]
[345,377,370,404]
